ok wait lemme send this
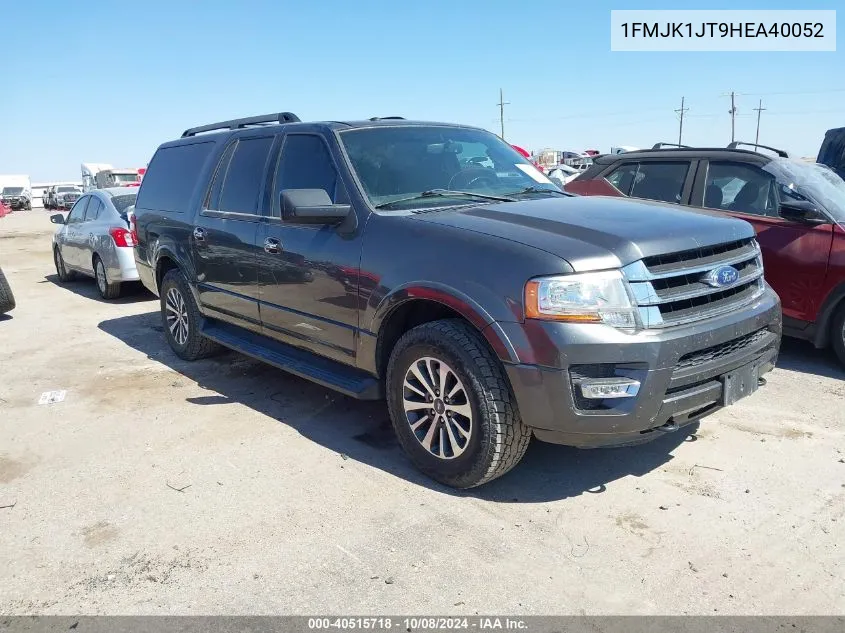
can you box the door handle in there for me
[264,237,282,254]
[193,227,206,241]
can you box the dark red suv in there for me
[566,143,845,366]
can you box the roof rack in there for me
[727,141,788,158]
[651,142,691,149]
[181,112,301,138]
[368,116,405,121]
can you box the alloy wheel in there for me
[165,287,190,346]
[96,261,107,293]
[401,356,473,460]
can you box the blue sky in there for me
[1,0,842,180]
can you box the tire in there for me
[53,246,76,282]
[94,255,121,300]
[159,269,219,361]
[25,201,31,210]
[386,319,531,488]
[832,303,845,368]
[0,266,15,314]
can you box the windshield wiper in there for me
[374,189,516,209]
[504,186,570,197]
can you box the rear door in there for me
[570,159,695,204]
[77,196,105,275]
[192,134,273,332]
[693,160,834,323]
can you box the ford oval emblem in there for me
[702,265,739,288]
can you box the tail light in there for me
[128,211,139,243]
[110,227,136,248]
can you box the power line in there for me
[675,96,689,145]
[724,91,738,143]
[753,99,766,150]
[496,88,510,140]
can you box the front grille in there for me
[623,237,765,328]
[675,328,769,371]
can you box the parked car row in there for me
[43,184,83,210]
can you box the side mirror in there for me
[778,200,828,225]
[50,213,66,225]
[280,189,351,225]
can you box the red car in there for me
[511,145,545,173]
[567,144,845,366]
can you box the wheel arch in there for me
[813,282,845,348]
[371,283,519,378]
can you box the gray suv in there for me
[132,113,781,488]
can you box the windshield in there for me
[339,126,560,210]
[110,192,137,216]
[2,187,23,195]
[765,159,845,224]
[57,186,79,193]
[113,173,138,183]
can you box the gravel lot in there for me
[1,210,844,615]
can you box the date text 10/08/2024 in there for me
[307,618,528,630]
[620,22,824,39]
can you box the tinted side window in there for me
[605,163,639,195]
[136,141,214,213]
[84,198,103,221]
[630,162,689,204]
[67,197,89,223]
[217,137,273,214]
[204,141,237,209]
[705,162,776,217]
[274,134,344,216]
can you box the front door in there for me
[61,196,90,268]
[192,135,273,332]
[698,161,834,323]
[255,132,364,365]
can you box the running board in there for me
[201,321,382,400]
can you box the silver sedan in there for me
[50,188,140,299]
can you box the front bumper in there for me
[501,286,782,447]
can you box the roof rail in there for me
[727,141,788,158]
[651,142,691,149]
[181,112,301,138]
[368,116,405,121]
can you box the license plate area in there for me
[721,362,759,406]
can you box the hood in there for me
[411,196,755,271]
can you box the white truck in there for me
[0,175,32,210]
[81,163,140,192]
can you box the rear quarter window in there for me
[136,141,215,213]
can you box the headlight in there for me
[524,270,637,328]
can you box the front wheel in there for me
[832,303,845,368]
[386,319,531,488]
[53,247,76,282]
[158,269,220,361]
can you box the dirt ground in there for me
[0,210,843,615]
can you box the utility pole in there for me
[675,96,688,145]
[497,88,510,140]
[728,91,737,143]
[753,99,766,150]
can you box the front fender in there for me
[370,282,520,364]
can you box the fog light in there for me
[580,378,640,399]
